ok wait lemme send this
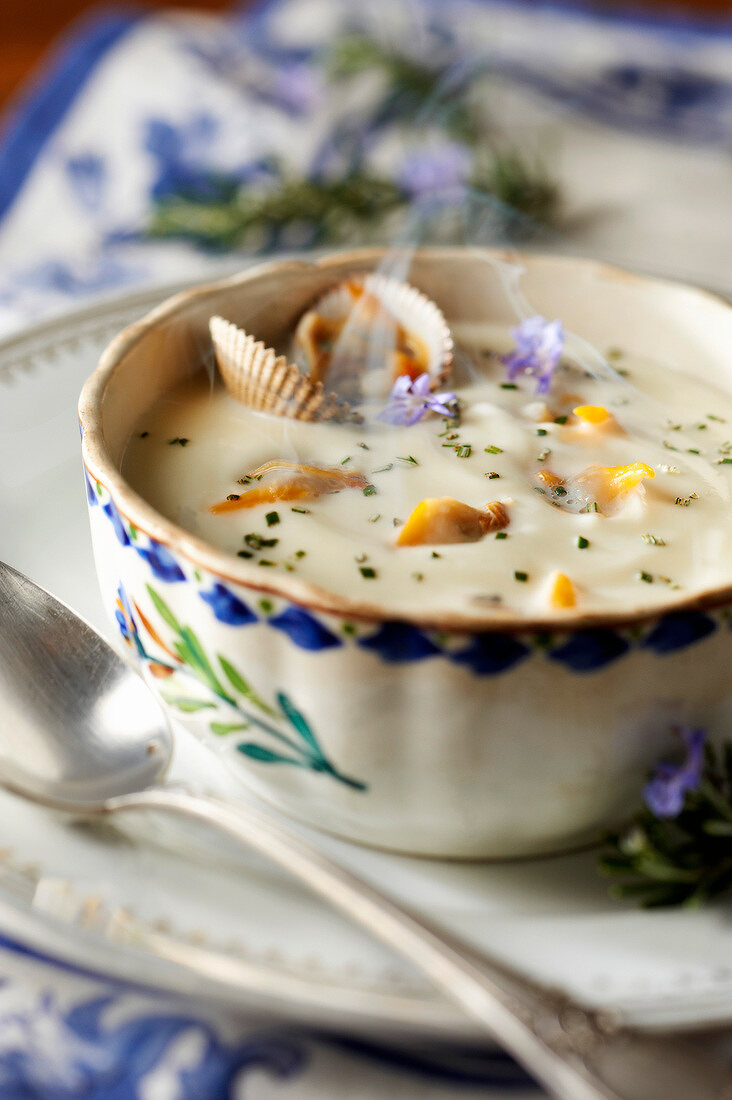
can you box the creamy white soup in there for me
[122,322,732,620]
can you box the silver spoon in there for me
[0,559,727,1100]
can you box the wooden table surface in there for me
[0,0,729,115]
[0,0,235,113]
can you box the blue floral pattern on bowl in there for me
[114,578,366,791]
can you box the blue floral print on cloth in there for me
[0,942,534,1098]
[0,990,304,1100]
[0,0,729,332]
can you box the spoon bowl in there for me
[0,561,171,809]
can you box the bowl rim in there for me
[79,245,732,636]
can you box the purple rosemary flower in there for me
[643,727,706,819]
[502,315,565,395]
[271,64,322,115]
[379,372,457,426]
[397,142,472,200]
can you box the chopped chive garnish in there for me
[291,506,311,514]
[357,441,370,449]
[500,383,518,390]
[708,414,726,422]
[663,441,678,451]
[641,533,666,545]
[393,518,403,527]
[243,533,277,550]
[484,444,503,454]
[368,513,381,523]
[359,566,377,579]
[259,599,273,613]
[606,347,623,360]
[514,570,529,582]
[341,456,351,465]
[495,531,508,540]
[577,536,590,549]
[295,549,306,558]
[237,476,252,485]
[431,551,441,558]
[372,464,393,473]
[538,448,550,462]
[590,501,598,512]
[363,484,377,496]
[486,472,500,479]
[675,494,698,506]
[412,572,424,582]
[697,424,708,430]
[237,550,254,559]
[554,486,567,496]
[536,428,548,436]
[446,433,459,441]
[687,448,700,455]
[168,437,189,446]
[554,415,568,425]
[265,511,280,526]
[717,458,732,465]
[226,494,240,501]
[259,560,276,567]
[397,455,418,465]
[638,571,654,583]
[456,445,472,458]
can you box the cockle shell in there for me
[292,272,454,399]
[210,315,362,423]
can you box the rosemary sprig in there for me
[599,734,732,908]
[148,30,560,252]
[149,172,404,251]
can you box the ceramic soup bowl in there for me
[79,248,732,858]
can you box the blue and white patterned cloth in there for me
[0,0,730,336]
[0,936,538,1098]
[0,0,730,1095]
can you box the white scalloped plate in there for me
[1,273,731,1040]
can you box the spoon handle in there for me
[103,787,729,1100]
